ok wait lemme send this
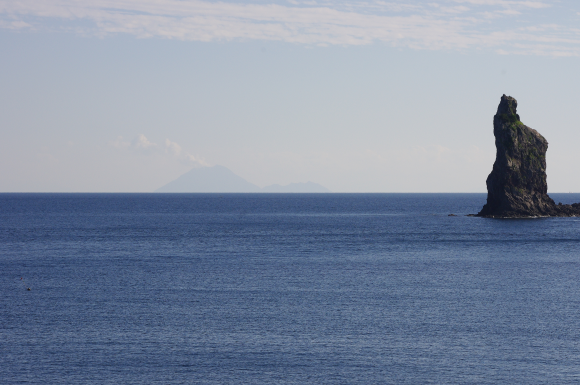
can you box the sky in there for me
[1,0,580,192]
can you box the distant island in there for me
[477,95,580,217]
[155,165,330,193]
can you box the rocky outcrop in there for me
[477,95,580,218]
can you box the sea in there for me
[2,193,580,384]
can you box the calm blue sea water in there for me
[2,193,580,384]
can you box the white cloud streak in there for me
[451,0,548,8]
[165,139,181,156]
[133,134,157,149]
[0,0,578,55]
[110,135,208,166]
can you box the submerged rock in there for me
[477,95,580,218]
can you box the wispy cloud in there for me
[0,0,578,55]
[165,139,181,156]
[451,0,548,8]
[133,134,157,150]
[110,134,208,166]
[110,136,131,149]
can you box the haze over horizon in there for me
[1,0,580,192]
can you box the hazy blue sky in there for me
[1,0,580,192]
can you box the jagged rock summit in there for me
[477,95,580,218]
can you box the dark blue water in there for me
[2,193,580,384]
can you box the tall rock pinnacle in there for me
[477,95,580,217]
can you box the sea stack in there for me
[477,95,580,217]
